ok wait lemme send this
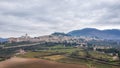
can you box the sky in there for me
[0,0,120,38]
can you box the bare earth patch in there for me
[0,57,87,68]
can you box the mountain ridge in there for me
[67,28,120,40]
[0,38,8,43]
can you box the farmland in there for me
[15,44,120,68]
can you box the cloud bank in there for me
[0,0,120,37]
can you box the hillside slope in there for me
[68,28,120,40]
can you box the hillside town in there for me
[8,33,99,43]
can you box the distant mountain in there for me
[67,28,120,40]
[0,38,8,43]
[51,32,71,36]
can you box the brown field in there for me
[0,57,88,68]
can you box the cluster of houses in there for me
[15,49,26,55]
[8,34,31,43]
[93,46,112,51]
[8,34,88,44]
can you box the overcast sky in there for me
[0,0,120,37]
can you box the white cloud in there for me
[0,0,120,37]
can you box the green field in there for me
[16,45,120,68]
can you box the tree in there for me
[70,50,79,57]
